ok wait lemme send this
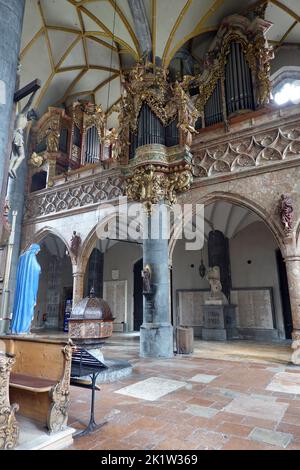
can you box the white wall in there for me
[172,222,286,339]
[230,221,285,338]
[172,238,210,326]
[103,241,142,331]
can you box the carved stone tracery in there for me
[24,174,125,219]
[192,125,300,178]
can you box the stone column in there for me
[140,205,173,358]
[0,0,25,223]
[73,271,85,305]
[284,255,300,364]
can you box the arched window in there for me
[273,79,300,105]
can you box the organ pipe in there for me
[85,125,101,164]
[225,42,254,115]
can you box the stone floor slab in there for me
[189,374,218,383]
[249,427,292,448]
[184,404,219,418]
[266,372,300,394]
[224,396,288,421]
[114,377,187,401]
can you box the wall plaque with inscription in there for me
[230,288,274,329]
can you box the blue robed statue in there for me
[10,244,41,335]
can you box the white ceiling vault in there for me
[20,0,300,118]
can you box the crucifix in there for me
[8,79,41,179]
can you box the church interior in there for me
[2,0,300,451]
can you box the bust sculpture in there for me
[206,266,228,305]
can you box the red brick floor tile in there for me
[222,437,281,450]
[276,422,300,438]
[215,422,253,438]
[241,416,277,430]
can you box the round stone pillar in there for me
[140,205,173,358]
[0,0,25,213]
[284,255,300,364]
[73,272,85,305]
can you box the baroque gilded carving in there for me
[189,14,274,112]
[192,125,300,178]
[47,343,73,433]
[29,152,45,168]
[118,62,199,156]
[24,174,125,219]
[125,162,193,212]
[0,354,19,450]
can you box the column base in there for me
[140,323,174,358]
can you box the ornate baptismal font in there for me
[68,289,115,346]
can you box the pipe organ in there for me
[27,13,274,194]
[85,125,101,164]
[190,14,274,129]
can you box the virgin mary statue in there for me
[10,244,41,335]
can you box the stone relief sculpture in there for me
[8,89,38,179]
[70,231,81,261]
[142,265,152,294]
[10,244,41,335]
[280,194,294,233]
[206,266,228,304]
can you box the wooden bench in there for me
[0,336,73,434]
[0,352,19,449]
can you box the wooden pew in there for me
[0,352,19,449]
[0,336,73,434]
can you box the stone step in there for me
[15,417,75,451]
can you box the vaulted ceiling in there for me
[20,0,300,122]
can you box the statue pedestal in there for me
[202,304,238,341]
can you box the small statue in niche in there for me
[8,89,38,179]
[142,264,152,294]
[46,122,60,153]
[206,266,228,304]
[70,231,81,260]
[280,194,294,233]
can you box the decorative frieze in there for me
[24,174,125,220]
[192,125,300,178]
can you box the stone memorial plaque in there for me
[103,280,127,328]
[230,288,274,329]
[177,290,210,326]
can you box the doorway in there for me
[134,259,143,331]
[276,249,293,339]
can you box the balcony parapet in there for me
[24,167,124,222]
[191,104,300,180]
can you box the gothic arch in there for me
[24,226,77,267]
[169,191,286,261]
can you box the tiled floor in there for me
[66,336,300,450]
